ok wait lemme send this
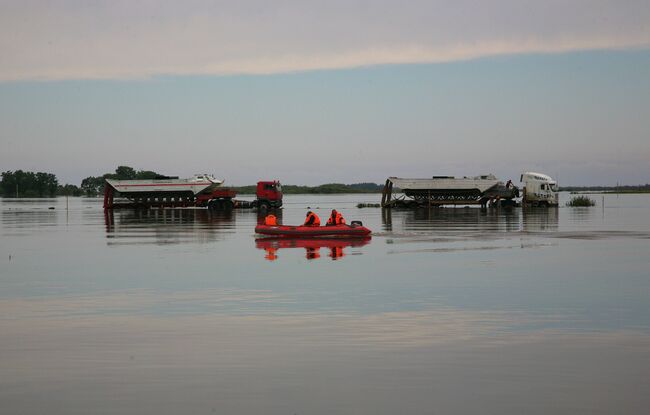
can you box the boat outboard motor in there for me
[350,220,363,227]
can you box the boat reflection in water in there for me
[255,237,371,261]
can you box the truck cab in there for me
[520,172,559,206]
[256,181,283,209]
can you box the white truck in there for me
[520,172,559,206]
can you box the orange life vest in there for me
[264,214,277,226]
[304,212,320,226]
[327,211,345,225]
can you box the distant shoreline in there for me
[4,186,650,197]
[231,183,383,195]
[560,186,650,194]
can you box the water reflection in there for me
[521,207,559,232]
[104,208,239,245]
[1,209,59,229]
[255,237,371,261]
[565,204,601,222]
[382,206,559,234]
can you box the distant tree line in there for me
[0,166,162,197]
[233,182,384,194]
[30,167,650,197]
[560,184,650,193]
[0,169,388,197]
[7,164,650,198]
[1,170,59,197]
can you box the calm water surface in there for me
[1,193,649,414]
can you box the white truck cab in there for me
[521,172,559,206]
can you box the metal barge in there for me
[381,174,519,208]
[105,174,223,197]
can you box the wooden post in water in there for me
[381,179,393,208]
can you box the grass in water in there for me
[566,196,596,207]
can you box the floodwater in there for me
[1,193,649,414]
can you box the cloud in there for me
[1,0,649,81]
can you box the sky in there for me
[0,0,649,186]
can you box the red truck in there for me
[252,180,283,209]
[197,181,283,210]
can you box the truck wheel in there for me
[259,201,270,211]
[223,200,234,210]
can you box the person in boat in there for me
[326,209,345,226]
[304,210,320,227]
[264,214,277,226]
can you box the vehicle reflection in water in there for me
[255,237,371,261]
[382,206,559,234]
[521,207,559,233]
[103,208,239,245]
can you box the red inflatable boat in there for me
[255,223,371,237]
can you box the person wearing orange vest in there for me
[264,214,277,226]
[304,210,320,226]
[326,209,345,226]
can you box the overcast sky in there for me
[1,0,649,186]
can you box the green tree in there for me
[114,166,137,180]
[0,170,18,197]
[80,176,105,196]
[135,170,160,179]
[57,184,83,196]
[79,166,163,196]
[35,172,58,196]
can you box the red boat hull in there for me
[255,224,371,237]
